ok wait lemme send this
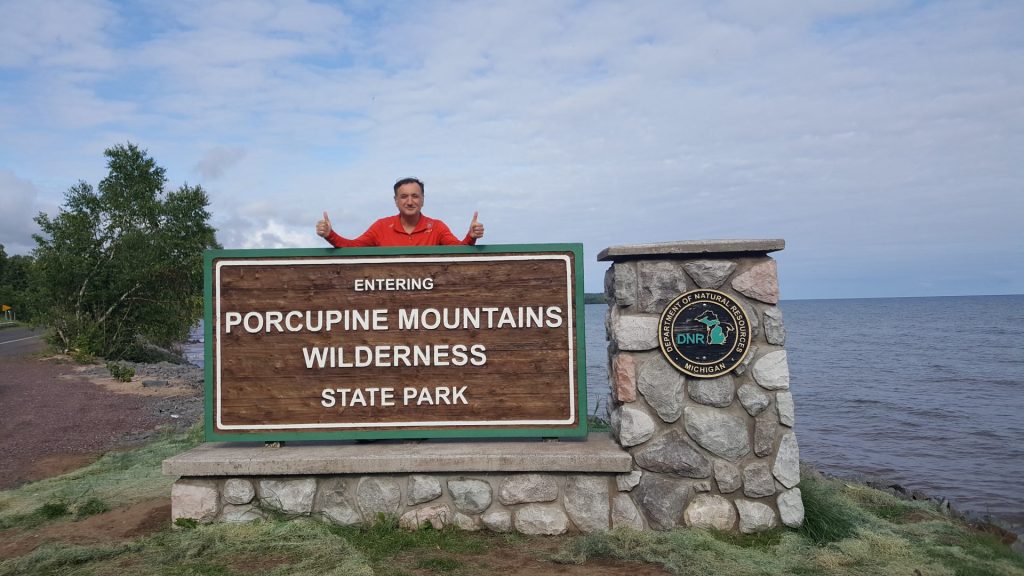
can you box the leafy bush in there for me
[106,362,134,382]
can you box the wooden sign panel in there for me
[204,244,586,441]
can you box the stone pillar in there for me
[599,239,803,533]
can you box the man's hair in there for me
[393,177,424,195]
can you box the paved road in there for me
[0,325,46,357]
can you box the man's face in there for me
[394,182,424,218]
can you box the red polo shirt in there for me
[324,214,475,247]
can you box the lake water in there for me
[187,295,1024,530]
[587,295,1024,531]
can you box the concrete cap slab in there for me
[163,433,633,477]
[597,239,785,262]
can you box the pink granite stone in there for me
[612,353,637,402]
[731,259,779,304]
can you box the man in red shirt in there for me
[316,178,484,247]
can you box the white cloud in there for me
[0,0,1021,296]
[0,171,47,254]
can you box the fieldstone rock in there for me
[684,494,737,531]
[611,494,645,530]
[172,480,219,524]
[714,460,742,494]
[683,406,751,461]
[743,462,776,498]
[606,263,637,307]
[735,344,758,376]
[776,392,795,427]
[322,503,361,526]
[515,504,569,535]
[754,413,777,457]
[610,309,660,351]
[399,504,452,530]
[774,389,798,426]
[499,474,559,505]
[612,353,638,402]
[763,307,786,345]
[615,405,657,447]
[482,510,512,532]
[688,374,735,407]
[408,475,443,505]
[694,480,713,492]
[731,259,779,304]
[220,504,264,523]
[633,473,692,530]
[745,304,761,340]
[565,476,611,533]
[454,512,480,531]
[356,477,402,520]
[773,432,801,488]
[633,429,712,478]
[737,384,771,416]
[778,488,805,528]
[223,478,255,505]
[448,478,492,514]
[682,260,736,289]
[753,350,790,390]
[617,470,642,491]
[637,357,686,423]
[736,499,778,533]
[260,478,316,515]
[316,478,361,526]
[638,260,688,313]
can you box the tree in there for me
[32,143,219,359]
[0,245,36,321]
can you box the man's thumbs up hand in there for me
[316,211,333,238]
[468,211,484,239]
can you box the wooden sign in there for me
[204,244,586,441]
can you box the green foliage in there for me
[106,361,135,382]
[0,247,36,322]
[329,514,486,564]
[36,501,70,520]
[0,500,70,530]
[710,527,786,549]
[797,474,865,545]
[416,556,463,573]
[75,497,109,518]
[31,142,218,360]
[174,517,199,529]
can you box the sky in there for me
[0,0,1021,299]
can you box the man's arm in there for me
[317,211,379,247]
[438,212,484,245]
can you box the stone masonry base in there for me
[164,434,647,535]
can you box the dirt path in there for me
[0,354,201,489]
[0,352,203,561]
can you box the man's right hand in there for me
[316,211,332,238]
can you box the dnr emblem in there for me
[659,289,751,378]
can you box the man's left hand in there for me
[468,211,484,239]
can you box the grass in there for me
[2,425,1022,576]
[0,422,203,527]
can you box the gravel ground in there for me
[0,355,204,489]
